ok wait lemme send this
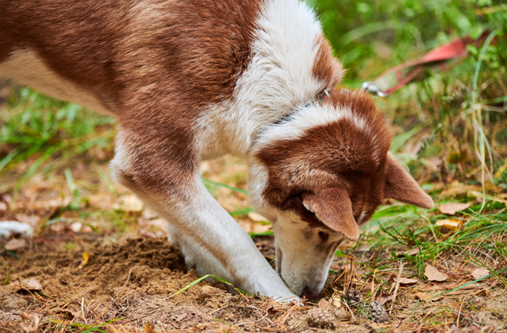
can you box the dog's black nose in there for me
[301,287,320,301]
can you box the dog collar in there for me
[255,89,330,142]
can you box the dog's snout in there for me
[301,287,320,301]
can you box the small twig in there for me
[157,321,168,333]
[371,269,377,300]
[456,298,464,327]
[278,304,296,325]
[390,261,404,314]
[424,216,438,242]
[119,289,138,300]
[81,297,87,325]
[244,305,272,325]
[122,268,133,288]
[208,305,230,315]
[342,299,356,323]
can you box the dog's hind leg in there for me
[110,129,297,301]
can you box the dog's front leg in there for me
[110,132,297,301]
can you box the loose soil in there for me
[2,236,506,332]
[1,237,372,332]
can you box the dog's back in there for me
[0,0,264,118]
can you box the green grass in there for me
[0,87,115,195]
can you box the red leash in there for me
[362,31,494,97]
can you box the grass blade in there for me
[229,207,254,216]
[202,178,249,196]
[168,274,252,299]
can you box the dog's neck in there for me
[195,0,342,161]
[253,89,331,146]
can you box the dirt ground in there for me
[1,234,506,332]
[0,125,505,332]
[0,236,369,332]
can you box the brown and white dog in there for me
[0,0,433,301]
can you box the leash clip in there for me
[361,82,389,98]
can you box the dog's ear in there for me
[384,152,434,209]
[302,188,359,241]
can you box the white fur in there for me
[111,155,298,300]
[0,49,112,115]
[197,0,327,159]
[271,212,343,297]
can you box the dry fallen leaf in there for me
[248,212,268,222]
[471,268,490,280]
[441,181,481,196]
[115,194,144,212]
[425,264,448,282]
[20,312,41,333]
[70,222,82,233]
[15,214,40,227]
[4,238,27,250]
[142,208,159,220]
[10,278,42,291]
[415,292,442,301]
[34,197,72,210]
[318,299,330,310]
[439,202,472,215]
[0,202,7,211]
[251,223,271,234]
[61,211,79,219]
[378,293,394,305]
[329,295,341,308]
[398,277,418,286]
[396,248,420,257]
[435,219,463,231]
[145,323,156,333]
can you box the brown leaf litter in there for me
[425,264,449,282]
[471,268,490,280]
[438,202,472,215]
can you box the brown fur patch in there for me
[114,0,265,194]
[256,89,392,229]
[1,0,264,196]
[384,153,434,209]
[303,188,358,241]
[312,34,344,90]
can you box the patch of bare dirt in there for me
[1,234,506,332]
[1,237,366,332]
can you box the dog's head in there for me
[247,88,433,300]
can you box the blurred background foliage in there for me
[310,0,506,188]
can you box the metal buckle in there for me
[361,82,389,98]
